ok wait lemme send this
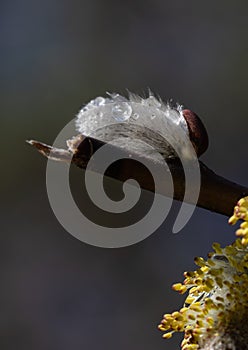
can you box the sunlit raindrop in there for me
[93,97,106,106]
[112,102,132,122]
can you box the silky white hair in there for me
[75,92,194,161]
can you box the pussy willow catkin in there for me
[158,197,248,350]
[75,92,208,160]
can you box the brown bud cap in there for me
[182,109,209,157]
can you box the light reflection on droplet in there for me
[112,102,132,122]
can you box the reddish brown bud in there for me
[182,109,209,157]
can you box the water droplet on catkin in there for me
[112,102,132,122]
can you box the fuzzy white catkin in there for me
[75,92,196,162]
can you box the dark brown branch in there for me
[27,136,248,217]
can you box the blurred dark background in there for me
[1,1,248,349]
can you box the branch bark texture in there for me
[27,135,248,218]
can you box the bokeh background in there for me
[1,1,248,349]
